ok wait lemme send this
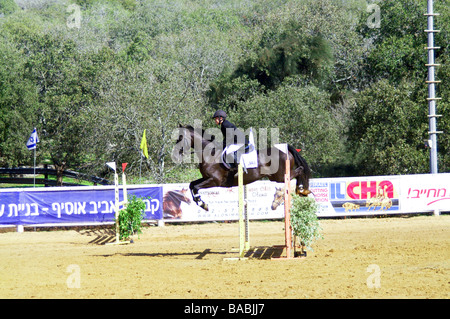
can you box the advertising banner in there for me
[400,173,450,213]
[1,173,448,227]
[163,174,450,220]
[0,185,162,225]
[162,181,285,222]
[161,175,404,221]
[310,176,400,217]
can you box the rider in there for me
[212,110,246,169]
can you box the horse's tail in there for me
[287,144,311,190]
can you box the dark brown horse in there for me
[163,188,191,219]
[173,125,311,211]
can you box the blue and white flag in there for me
[26,128,39,150]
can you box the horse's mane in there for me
[182,125,215,142]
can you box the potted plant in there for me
[289,195,322,257]
[116,195,148,242]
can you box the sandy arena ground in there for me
[0,215,448,299]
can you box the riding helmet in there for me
[212,110,227,119]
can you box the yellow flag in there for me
[140,129,149,159]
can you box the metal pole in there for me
[244,184,249,252]
[114,172,119,243]
[425,0,441,173]
[33,147,36,187]
[284,157,292,258]
[238,163,245,258]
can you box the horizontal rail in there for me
[0,167,112,185]
[0,177,81,187]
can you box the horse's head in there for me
[271,187,285,210]
[172,124,219,164]
[172,125,194,163]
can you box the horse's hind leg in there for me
[295,174,311,196]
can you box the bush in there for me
[116,195,148,241]
[0,0,18,15]
[290,195,322,251]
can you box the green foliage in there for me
[290,195,322,251]
[0,35,41,167]
[358,0,428,84]
[75,0,136,11]
[351,0,450,174]
[209,24,334,107]
[0,0,17,15]
[227,80,346,174]
[117,195,147,241]
[0,0,448,181]
[348,80,430,175]
[436,62,450,172]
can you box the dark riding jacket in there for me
[220,120,246,150]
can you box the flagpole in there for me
[26,127,39,187]
[139,129,148,184]
[33,147,36,187]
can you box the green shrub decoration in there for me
[116,195,148,241]
[290,195,323,251]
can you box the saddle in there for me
[220,144,255,171]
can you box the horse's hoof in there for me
[298,189,311,196]
[200,202,209,211]
[294,251,307,257]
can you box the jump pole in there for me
[283,157,292,258]
[241,162,250,255]
[106,162,130,245]
[272,144,297,260]
[224,162,249,260]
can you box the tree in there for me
[0,9,109,184]
[432,56,450,172]
[352,0,450,174]
[0,0,18,15]
[92,58,204,183]
[0,36,40,167]
[208,23,335,107]
[348,80,430,175]
[358,0,427,85]
[1,0,448,183]
[22,31,99,185]
[227,79,346,175]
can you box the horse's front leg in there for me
[189,177,206,207]
[189,177,217,211]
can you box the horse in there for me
[163,188,191,219]
[173,125,311,211]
